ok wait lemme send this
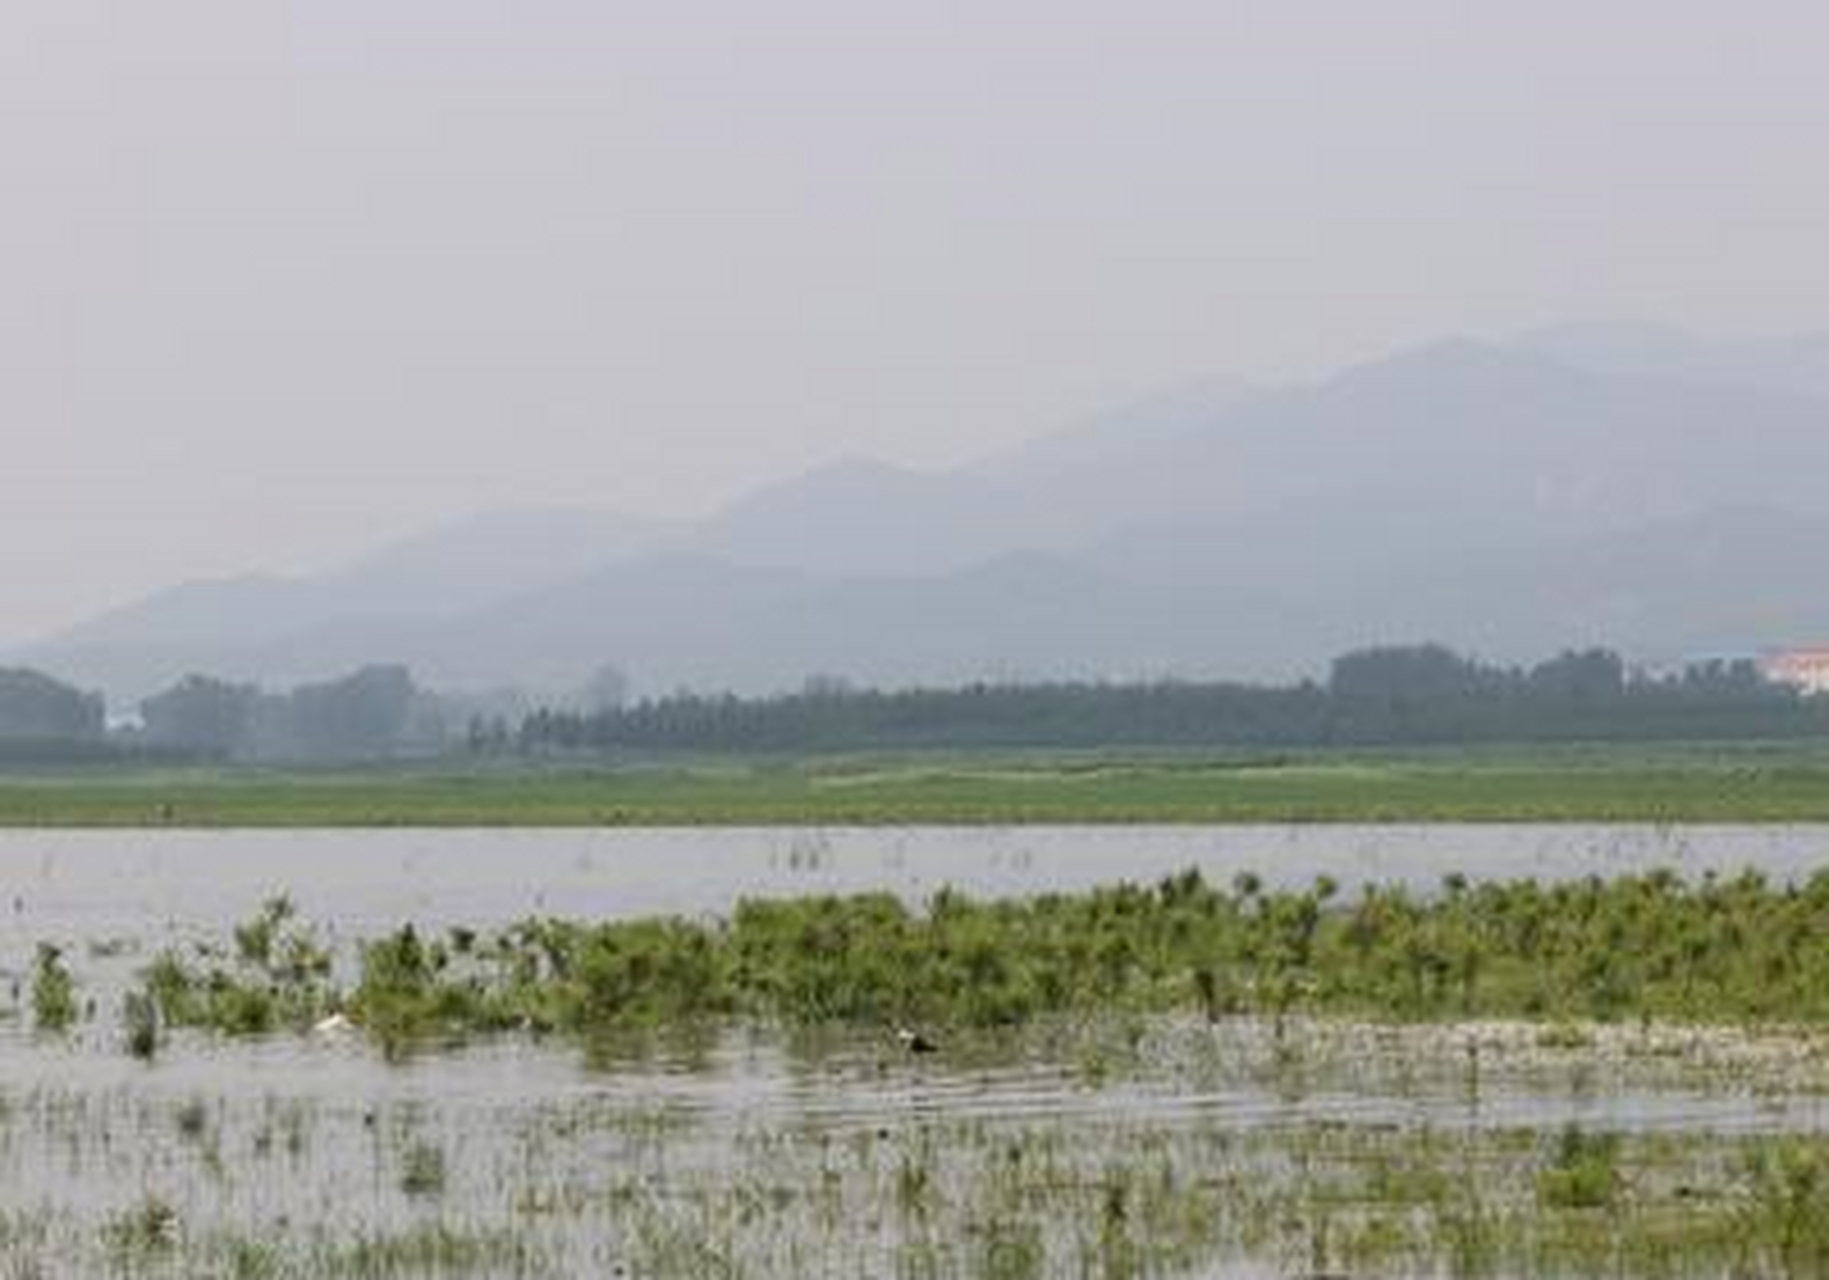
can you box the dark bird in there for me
[896,1026,939,1055]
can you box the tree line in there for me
[139,665,429,761]
[511,645,1821,755]
[0,664,428,764]
[1,644,1821,765]
[0,667,113,763]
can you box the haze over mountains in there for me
[20,323,1829,707]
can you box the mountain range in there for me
[19,322,1829,706]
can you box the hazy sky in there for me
[5,0,1828,644]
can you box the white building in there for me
[1761,649,1829,695]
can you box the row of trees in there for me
[0,661,621,766]
[511,645,1821,755]
[139,665,427,762]
[1,644,1819,765]
[0,667,105,741]
[3,665,428,764]
[0,667,109,762]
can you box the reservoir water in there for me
[1,822,1825,942]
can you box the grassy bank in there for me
[6,741,1829,826]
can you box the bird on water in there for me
[896,1026,938,1055]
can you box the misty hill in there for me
[676,458,1036,577]
[697,339,1829,582]
[1402,505,1829,665]
[317,507,675,616]
[89,553,1303,698]
[20,329,1829,704]
[30,508,671,701]
[1517,322,1829,403]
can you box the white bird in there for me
[311,1012,355,1038]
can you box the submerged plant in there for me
[101,1196,179,1263]
[123,989,160,1061]
[398,1140,448,1197]
[1743,1139,1829,1273]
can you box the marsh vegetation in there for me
[106,866,1829,1046]
[6,862,1829,1275]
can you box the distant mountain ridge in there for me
[19,324,1829,705]
[1516,321,1829,402]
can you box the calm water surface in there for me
[2,822,1826,940]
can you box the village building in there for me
[1760,648,1829,695]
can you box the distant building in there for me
[1761,649,1829,695]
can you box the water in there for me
[2,822,1825,942]
[2,825,1827,1275]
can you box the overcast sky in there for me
[4,0,1828,644]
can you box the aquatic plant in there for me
[1742,1139,1829,1274]
[30,942,77,1033]
[398,1140,448,1197]
[137,897,337,1037]
[253,865,1829,1044]
[47,866,1829,1065]
[1536,1125,1621,1210]
[100,1196,179,1264]
[122,989,160,1061]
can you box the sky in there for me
[4,0,1829,645]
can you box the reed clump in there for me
[137,895,337,1036]
[109,866,1829,1048]
[359,866,1829,1041]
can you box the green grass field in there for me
[4,741,1829,826]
